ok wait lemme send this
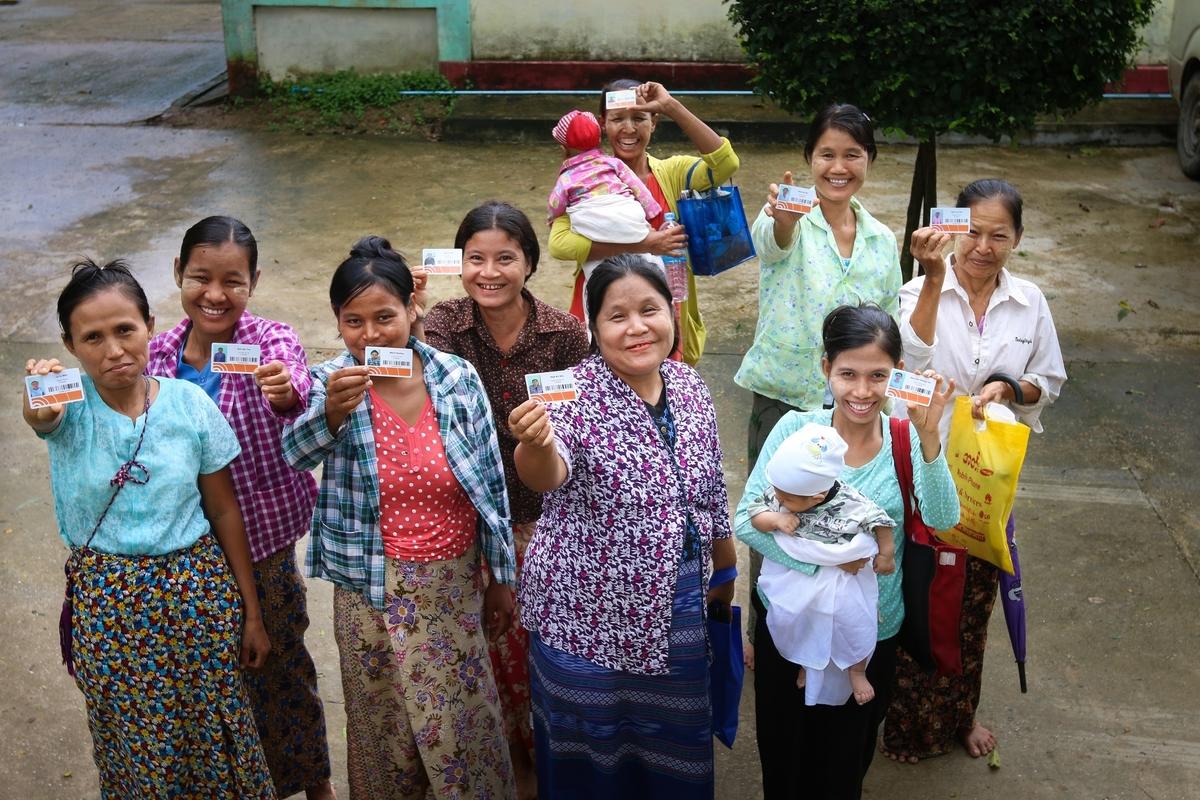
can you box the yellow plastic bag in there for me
[938,396,1030,575]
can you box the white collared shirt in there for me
[899,257,1067,442]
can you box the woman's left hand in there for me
[971,381,1011,419]
[905,370,957,436]
[483,582,515,642]
[255,360,297,410]
[706,579,734,609]
[411,266,429,320]
[634,82,678,116]
[240,616,271,670]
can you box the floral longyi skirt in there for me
[68,535,274,798]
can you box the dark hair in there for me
[598,78,642,119]
[178,215,259,278]
[804,103,878,163]
[821,304,901,364]
[957,178,1024,232]
[454,201,540,277]
[57,258,151,340]
[329,236,413,313]
[585,254,679,354]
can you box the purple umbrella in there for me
[999,513,1027,693]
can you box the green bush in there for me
[726,0,1156,276]
[260,69,456,125]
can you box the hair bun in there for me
[349,235,397,260]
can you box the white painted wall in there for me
[255,6,438,78]
[470,0,744,61]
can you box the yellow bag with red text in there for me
[937,396,1030,575]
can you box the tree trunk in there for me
[900,137,938,282]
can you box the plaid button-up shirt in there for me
[282,338,516,610]
[148,312,318,562]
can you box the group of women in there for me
[24,79,1065,800]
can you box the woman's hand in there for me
[971,381,1012,419]
[743,639,756,671]
[836,558,871,575]
[411,266,429,320]
[634,81,678,116]
[23,357,67,431]
[906,370,956,435]
[706,579,735,609]
[483,582,515,642]
[909,226,952,279]
[240,615,271,670]
[508,399,555,449]
[255,360,297,411]
[764,171,816,248]
[325,366,371,433]
[641,225,688,257]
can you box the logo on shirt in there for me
[1014,336,1033,344]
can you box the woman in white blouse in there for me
[883,178,1067,764]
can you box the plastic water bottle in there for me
[661,211,689,303]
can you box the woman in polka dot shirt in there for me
[282,236,518,799]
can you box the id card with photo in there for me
[884,368,936,407]
[421,248,464,275]
[526,370,578,404]
[26,368,85,409]
[929,207,971,234]
[365,346,413,378]
[605,89,637,110]
[210,343,261,374]
[776,184,816,215]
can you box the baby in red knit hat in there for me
[547,109,663,280]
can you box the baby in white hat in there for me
[750,423,896,703]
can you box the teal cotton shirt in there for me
[734,199,902,409]
[736,409,960,640]
[39,374,241,556]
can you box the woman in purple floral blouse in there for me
[510,254,737,799]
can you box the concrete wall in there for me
[255,6,438,77]
[471,0,744,62]
[1135,0,1174,65]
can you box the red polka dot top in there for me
[369,388,476,562]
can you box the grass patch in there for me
[256,69,458,137]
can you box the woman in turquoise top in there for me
[735,304,959,799]
[24,260,273,798]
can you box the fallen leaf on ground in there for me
[1148,218,1166,229]
[1147,299,1160,309]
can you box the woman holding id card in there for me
[510,255,737,798]
[884,179,1066,764]
[282,236,518,799]
[25,260,273,797]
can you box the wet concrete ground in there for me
[2,2,1199,799]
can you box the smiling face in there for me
[809,127,870,204]
[461,228,531,311]
[603,107,657,165]
[334,283,416,364]
[593,274,674,385]
[64,287,154,393]
[822,340,900,428]
[953,197,1022,284]
[175,241,256,339]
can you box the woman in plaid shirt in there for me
[146,216,333,800]
[283,236,518,799]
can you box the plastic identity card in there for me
[885,368,936,407]
[26,368,85,409]
[526,370,578,404]
[210,343,261,374]
[421,248,464,275]
[365,346,413,378]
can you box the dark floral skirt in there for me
[883,554,1000,758]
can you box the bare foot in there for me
[962,722,997,757]
[795,668,806,691]
[305,779,336,800]
[849,670,875,705]
[879,743,920,764]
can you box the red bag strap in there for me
[889,416,917,535]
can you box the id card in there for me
[26,368,85,409]
[776,184,816,215]
[365,346,413,378]
[885,368,936,407]
[211,343,261,374]
[929,207,971,234]
[526,370,578,404]
[605,89,637,110]
[421,248,464,275]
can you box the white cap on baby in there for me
[765,423,848,497]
